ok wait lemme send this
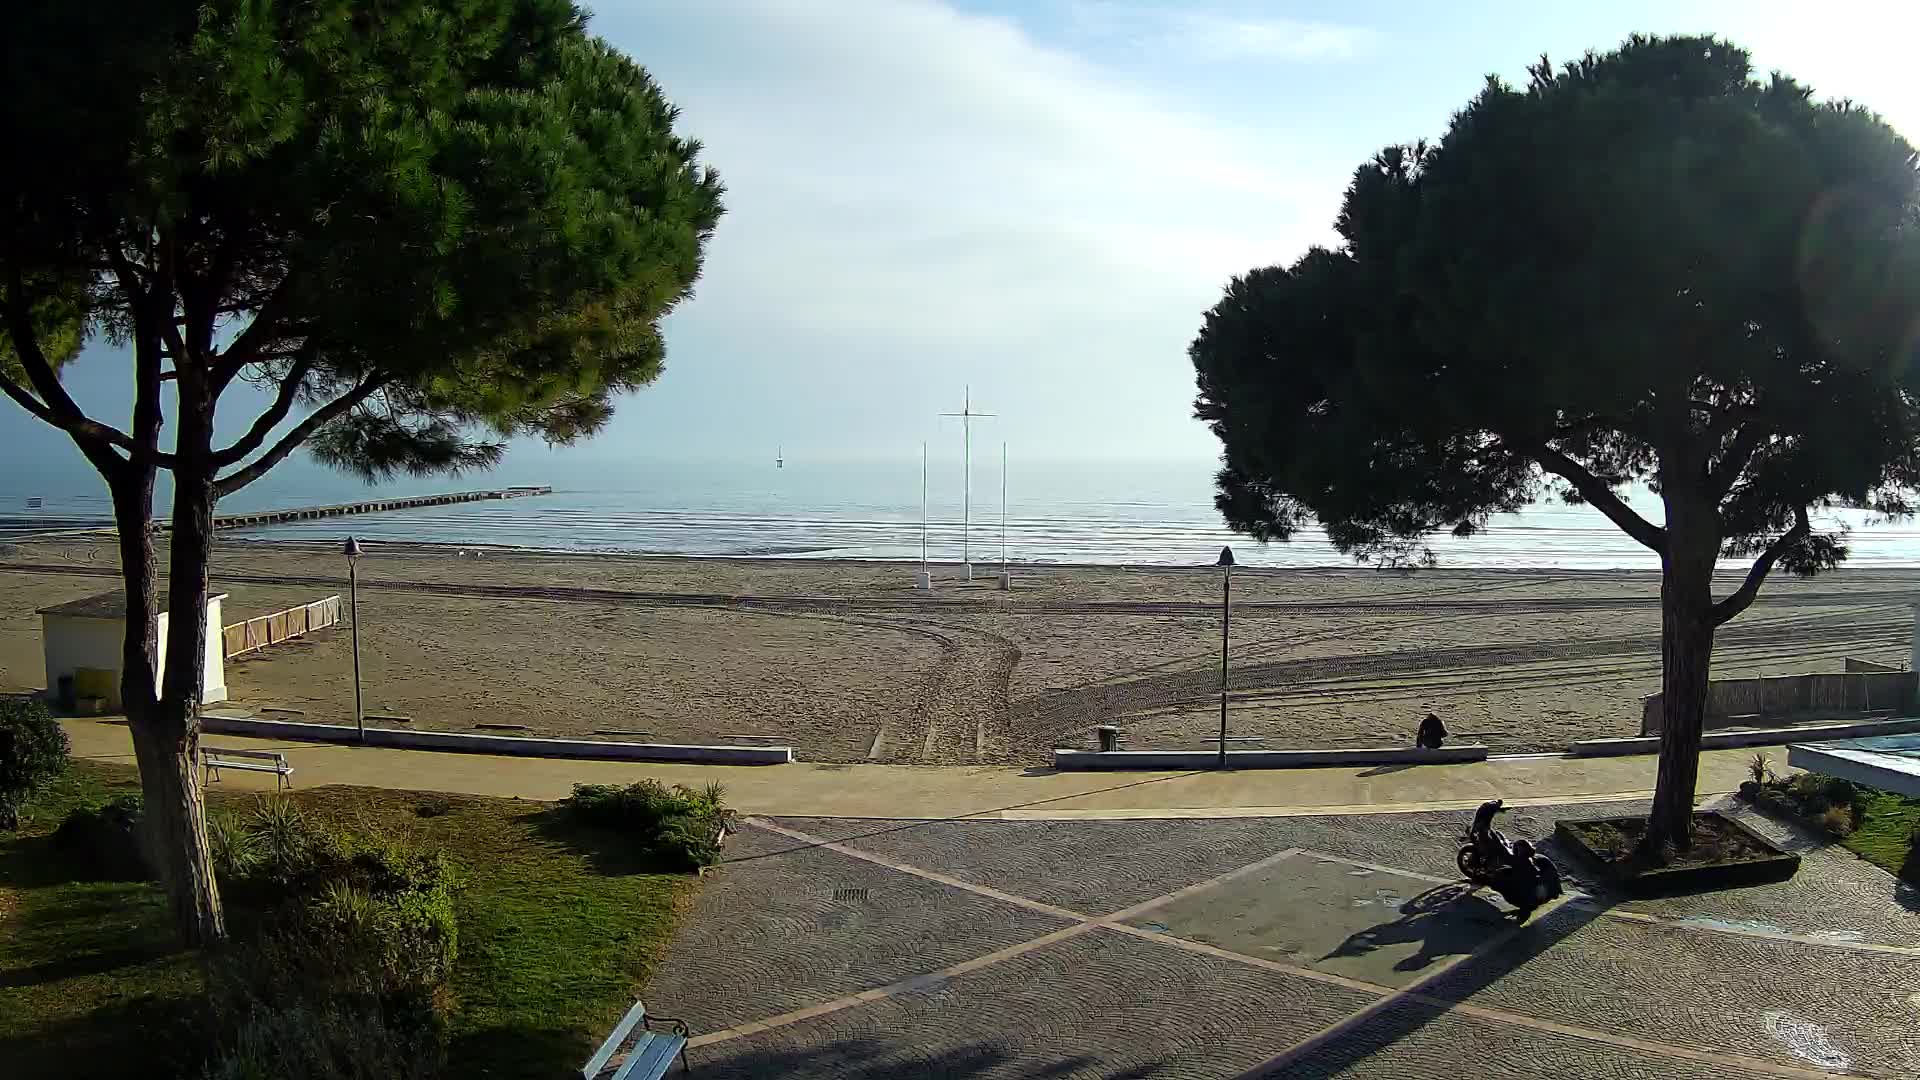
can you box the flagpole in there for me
[940,387,994,584]
[963,386,971,579]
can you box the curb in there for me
[1051,745,1489,771]
[1568,715,1920,757]
[199,713,793,765]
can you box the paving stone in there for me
[769,815,1307,914]
[687,926,1376,1079]
[1418,901,1920,1078]
[1127,854,1518,989]
[1598,798,1920,948]
[676,805,1920,1078]
[648,825,1073,1033]
[1278,999,1795,1079]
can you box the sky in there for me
[10,0,1920,485]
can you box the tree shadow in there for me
[0,985,206,1080]
[450,1021,596,1080]
[525,806,685,878]
[0,833,85,890]
[681,1035,1162,1080]
[0,943,182,989]
[1893,855,1920,912]
[1321,882,1512,975]
[1268,899,1608,1077]
[1357,762,1419,777]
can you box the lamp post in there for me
[1216,545,1234,770]
[344,536,364,743]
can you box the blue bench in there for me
[581,1000,690,1079]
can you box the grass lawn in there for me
[1842,788,1920,883]
[0,761,696,1079]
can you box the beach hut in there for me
[38,590,229,710]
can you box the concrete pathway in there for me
[65,717,1765,819]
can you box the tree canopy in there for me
[3,0,722,487]
[1192,34,1920,848]
[0,0,721,942]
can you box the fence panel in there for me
[222,595,343,658]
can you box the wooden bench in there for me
[200,746,294,792]
[581,999,690,1079]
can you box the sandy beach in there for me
[3,535,1917,763]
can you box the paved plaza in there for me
[649,798,1920,1079]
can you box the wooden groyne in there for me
[206,486,552,531]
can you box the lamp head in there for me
[1216,545,1235,568]
[343,536,364,560]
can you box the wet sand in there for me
[3,536,1915,763]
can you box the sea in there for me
[6,455,1920,570]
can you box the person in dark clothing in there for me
[1416,712,1449,749]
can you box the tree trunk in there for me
[108,463,224,943]
[151,390,227,945]
[1647,499,1720,853]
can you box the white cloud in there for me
[592,0,1342,459]
[1068,2,1375,61]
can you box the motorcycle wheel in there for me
[1456,845,1485,881]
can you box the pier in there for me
[206,486,552,531]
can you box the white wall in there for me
[42,595,228,707]
[41,615,128,707]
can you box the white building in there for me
[38,590,229,709]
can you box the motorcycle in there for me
[1458,799,1562,916]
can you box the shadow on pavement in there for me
[688,1036,1164,1080]
[1260,895,1608,1078]
[1321,882,1512,975]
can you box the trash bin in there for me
[1096,725,1119,752]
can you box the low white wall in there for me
[200,714,794,765]
[1570,715,1920,757]
[1052,745,1489,771]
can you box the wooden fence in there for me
[223,595,342,659]
[1641,669,1918,734]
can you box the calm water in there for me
[5,457,1920,569]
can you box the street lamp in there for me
[344,536,364,743]
[1216,545,1234,770]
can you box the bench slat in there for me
[207,760,288,773]
[202,747,289,763]
[581,1000,648,1079]
[611,1033,684,1080]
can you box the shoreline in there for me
[0,527,1750,579]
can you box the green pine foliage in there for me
[1191,34,1920,847]
[0,0,720,943]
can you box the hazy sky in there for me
[11,0,1920,479]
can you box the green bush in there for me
[52,793,150,880]
[0,696,69,829]
[1744,771,1868,835]
[206,803,460,1080]
[563,778,731,871]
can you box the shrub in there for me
[1747,752,1770,787]
[1817,805,1858,836]
[207,803,460,1080]
[564,778,731,871]
[0,696,69,829]
[52,793,150,880]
